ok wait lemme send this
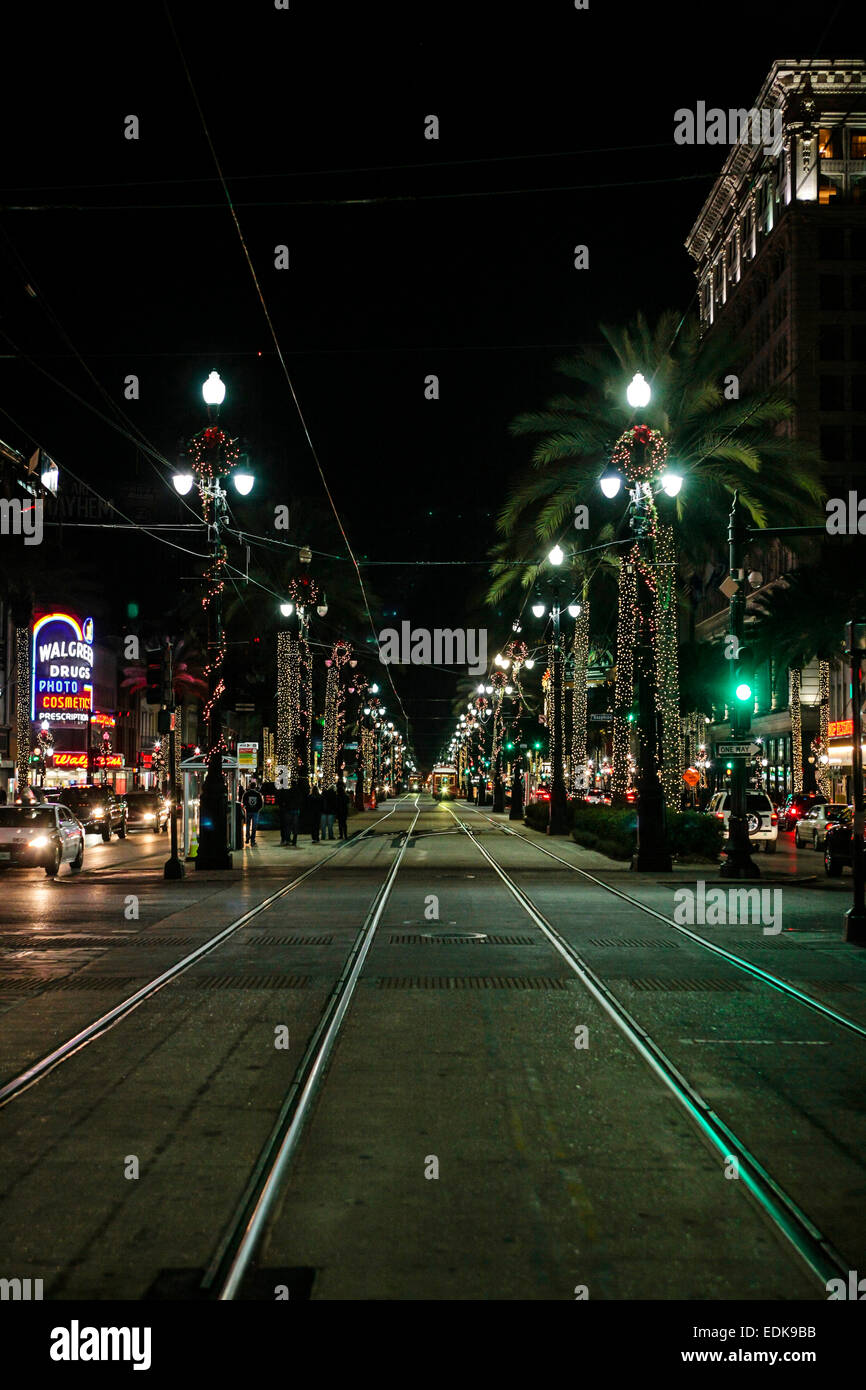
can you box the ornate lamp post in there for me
[173,371,254,870]
[599,373,681,871]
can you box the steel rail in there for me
[455,803,866,1041]
[0,803,406,1110]
[209,799,423,1299]
[447,808,850,1290]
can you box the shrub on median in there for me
[524,798,723,862]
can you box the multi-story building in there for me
[685,57,866,802]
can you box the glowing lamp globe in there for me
[202,371,226,407]
[280,602,294,618]
[626,372,651,408]
[233,472,254,495]
[548,544,564,566]
[660,471,683,498]
[531,603,546,619]
[600,471,622,499]
[567,603,581,618]
[173,473,195,496]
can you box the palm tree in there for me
[493,310,825,803]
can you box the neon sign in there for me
[31,612,94,725]
[828,719,854,740]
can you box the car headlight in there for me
[143,813,154,820]
[28,835,50,847]
[93,806,104,817]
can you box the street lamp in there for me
[280,601,294,618]
[202,371,226,407]
[626,372,651,408]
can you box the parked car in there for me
[0,803,85,876]
[124,789,169,833]
[707,789,778,852]
[57,785,127,841]
[794,802,849,850]
[823,812,864,876]
[779,792,827,833]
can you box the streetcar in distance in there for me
[431,764,458,800]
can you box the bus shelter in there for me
[179,752,242,857]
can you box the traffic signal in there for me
[145,651,165,706]
[731,645,753,734]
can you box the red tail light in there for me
[771,813,777,825]
[714,811,725,820]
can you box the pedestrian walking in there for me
[306,783,323,842]
[286,780,303,844]
[276,782,291,845]
[242,778,264,845]
[335,778,349,839]
[321,784,337,840]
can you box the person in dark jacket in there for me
[306,784,323,842]
[283,780,304,845]
[321,785,337,840]
[276,784,292,845]
[335,779,349,839]
[242,779,264,845]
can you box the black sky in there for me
[0,1,858,765]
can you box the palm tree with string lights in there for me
[493,309,824,809]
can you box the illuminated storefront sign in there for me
[95,754,123,768]
[31,612,94,725]
[828,719,854,740]
[54,752,88,768]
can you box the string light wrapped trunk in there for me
[15,627,30,795]
[571,604,589,792]
[789,667,803,794]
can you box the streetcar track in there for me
[0,803,408,1110]
[207,798,423,1299]
[454,804,866,1041]
[444,805,850,1290]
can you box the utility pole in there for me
[163,638,184,881]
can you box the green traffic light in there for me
[735,682,752,701]
[126,601,139,619]
[533,741,542,750]
[725,761,734,771]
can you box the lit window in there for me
[850,131,866,159]
[818,128,837,159]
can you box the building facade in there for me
[685,58,866,802]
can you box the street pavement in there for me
[0,795,864,1301]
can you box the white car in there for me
[794,802,849,850]
[0,803,85,876]
[707,790,778,853]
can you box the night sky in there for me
[0,2,855,766]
